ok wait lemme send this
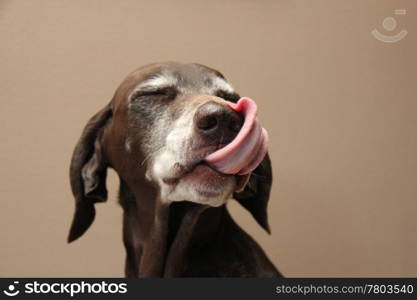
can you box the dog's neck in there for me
[118,179,228,277]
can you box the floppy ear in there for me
[233,153,273,233]
[67,104,112,243]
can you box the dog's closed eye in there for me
[132,87,177,101]
[215,90,240,103]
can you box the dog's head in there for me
[68,62,273,242]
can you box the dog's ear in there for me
[233,153,273,233]
[67,103,112,243]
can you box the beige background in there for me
[1,0,416,277]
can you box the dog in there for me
[68,62,282,277]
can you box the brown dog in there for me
[68,62,281,277]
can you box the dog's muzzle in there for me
[194,101,243,145]
[204,97,269,175]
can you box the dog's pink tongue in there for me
[205,97,268,175]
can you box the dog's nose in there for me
[194,102,243,144]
